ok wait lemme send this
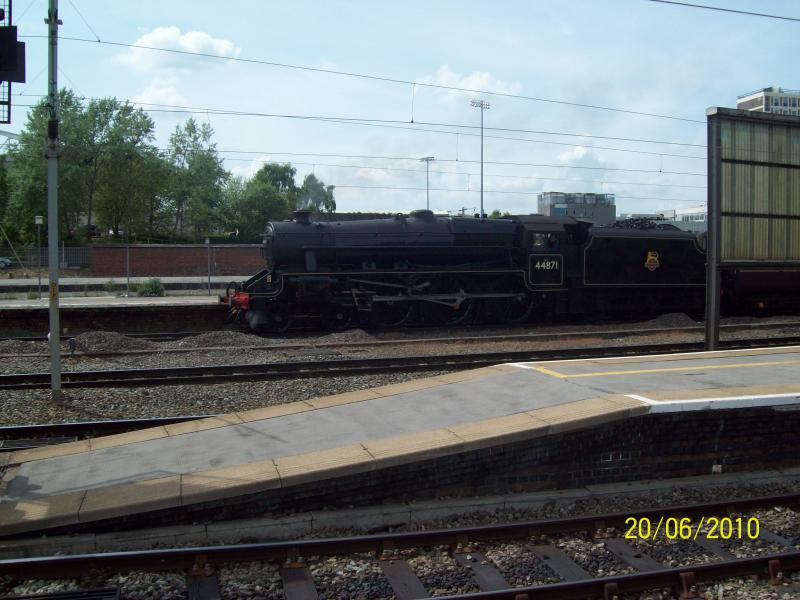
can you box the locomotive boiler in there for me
[223,209,713,331]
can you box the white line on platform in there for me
[505,346,800,368]
[625,393,800,413]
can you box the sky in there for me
[6,0,800,216]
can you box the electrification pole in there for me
[470,100,490,218]
[45,0,62,399]
[419,156,434,210]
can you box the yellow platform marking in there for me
[532,358,800,379]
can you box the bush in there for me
[135,277,165,297]
[104,279,117,294]
[26,291,39,300]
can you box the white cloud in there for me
[416,65,522,102]
[353,166,395,184]
[116,26,241,73]
[229,156,272,179]
[132,77,189,108]
[558,146,606,168]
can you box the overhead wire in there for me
[644,0,800,22]
[221,157,707,189]
[332,184,702,203]
[14,0,40,22]
[134,105,705,159]
[66,0,102,41]
[19,33,706,124]
[238,157,706,190]
[13,94,707,154]
[217,150,706,177]
[8,100,708,179]
[11,5,716,210]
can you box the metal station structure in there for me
[705,107,800,349]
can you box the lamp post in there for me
[419,156,434,210]
[35,215,43,298]
[205,238,211,296]
[470,99,490,218]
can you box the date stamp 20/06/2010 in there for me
[624,516,760,541]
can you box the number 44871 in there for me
[534,260,558,270]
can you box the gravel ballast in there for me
[1,314,799,425]
[2,480,799,598]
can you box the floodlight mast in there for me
[470,100,490,218]
[419,156,434,210]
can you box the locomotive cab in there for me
[514,216,590,291]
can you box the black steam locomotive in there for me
[222,209,735,331]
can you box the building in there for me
[537,192,616,225]
[737,87,800,116]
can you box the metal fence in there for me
[0,245,92,269]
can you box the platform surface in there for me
[0,276,247,288]
[2,346,799,534]
[0,295,222,310]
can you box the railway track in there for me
[2,336,800,390]
[1,331,196,343]
[1,493,798,599]
[0,415,208,452]
[3,320,800,358]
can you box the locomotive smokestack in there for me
[293,210,312,225]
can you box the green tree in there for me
[227,163,300,241]
[488,209,512,219]
[252,163,297,198]
[5,89,86,243]
[219,174,246,234]
[98,147,166,241]
[3,91,167,244]
[165,118,228,237]
[297,173,335,215]
[232,179,291,242]
[94,105,160,239]
[78,98,119,238]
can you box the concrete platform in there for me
[0,294,228,336]
[1,346,799,536]
[0,295,221,310]
[0,275,250,296]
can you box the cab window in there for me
[533,233,559,250]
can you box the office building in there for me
[737,87,800,116]
[537,192,616,225]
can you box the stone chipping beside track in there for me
[2,314,800,425]
[0,370,456,426]
[2,315,800,597]
[1,314,798,375]
[2,570,187,600]
[310,553,394,600]
[2,480,800,598]
[218,561,283,600]
[482,541,559,586]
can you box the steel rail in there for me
[442,553,800,599]
[4,320,800,359]
[0,331,197,343]
[3,318,799,348]
[2,336,800,390]
[1,492,798,578]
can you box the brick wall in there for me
[65,407,800,535]
[90,245,264,277]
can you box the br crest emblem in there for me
[645,251,660,272]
